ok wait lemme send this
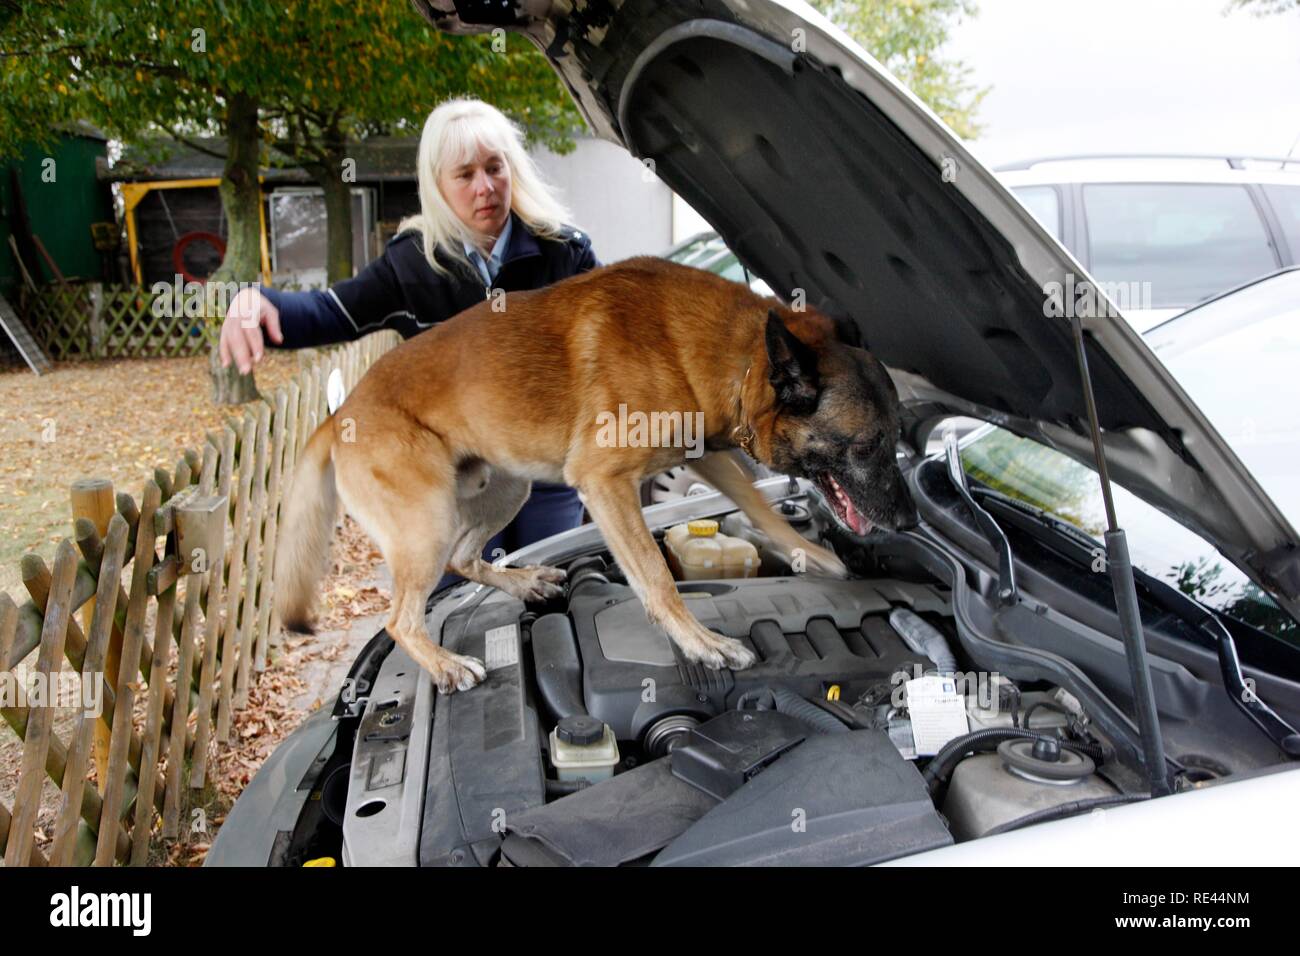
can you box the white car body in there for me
[999,155,1300,332]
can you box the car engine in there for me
[332,489,1154,867]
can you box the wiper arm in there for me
[944,430,1017,606]
[972,486,1102,556]
[1206,615,1300,757]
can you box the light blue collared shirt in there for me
[462,214,513,287]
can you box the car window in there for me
[1012,186,1062,242]
[1082,183,1277,309]
[667,234,731,269]
[1262,184,1300,258]
[960,427,1296,643]
[668,234,776,295]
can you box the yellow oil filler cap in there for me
[303,857,337,867]
[687,519,719,537]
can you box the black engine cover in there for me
[565,574,953,741]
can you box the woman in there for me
[220,97,598,582]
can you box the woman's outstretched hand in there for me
[220,287,283,374]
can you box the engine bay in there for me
[321,479,1294,867]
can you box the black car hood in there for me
[414,0,1299,611]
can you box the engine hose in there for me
[889,608,958,675]
[983,794,1148,836]
[774,687,850,733]
[922,727,1106,790]
[735,686,852,734]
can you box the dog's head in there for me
[758,309,919,535]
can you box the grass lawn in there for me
[0,353,301,597]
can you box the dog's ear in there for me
[765,309,820,415]
[825,307,862,348]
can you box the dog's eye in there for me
[851,436,880,459]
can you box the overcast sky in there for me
[941,0,1300,167]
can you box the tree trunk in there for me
[208,91,263,406]
[306,130,354,285]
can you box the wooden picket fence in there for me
[21,282,315,361]
[0,330,399,865]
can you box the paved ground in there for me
[289,565,392,715]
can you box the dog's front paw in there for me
[425,650,487,695]
[510,564,567,602]
[681,632,757,671]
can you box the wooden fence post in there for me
[161,444,222,838]
[70,477,116,794]
[94,481,162,866]
[48,514,128,865]
[217,414,257,740]
[236,403,270,700]
[256,390,289,666]
[192,428,234,785]
[5,540,78,866]
[129,457,190,866]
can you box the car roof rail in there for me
[995,153,1300,172]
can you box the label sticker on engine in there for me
[906,675,970,756]
[483,624,519,671]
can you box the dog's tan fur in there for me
[275,256,854,693]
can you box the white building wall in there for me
[530,137,678,263]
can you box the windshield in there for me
[958,269,1300,644]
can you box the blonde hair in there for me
[398,97,573,278]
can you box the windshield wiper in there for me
[968,485,1101,556]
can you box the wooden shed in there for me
[103,138,422,288]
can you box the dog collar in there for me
[731,364,757,458]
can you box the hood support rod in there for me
[1071,315,1171,797]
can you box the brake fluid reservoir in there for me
[549,716,620,783]
[669,520,724,580]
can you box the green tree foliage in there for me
[0,0,578,401]
[808,0,988,140]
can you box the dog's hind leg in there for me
[578,475,756,671]
[385,538,488,693]
[691,452,848,578]
[335,446,487,695]
[446,468,567,602]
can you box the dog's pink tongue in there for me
[844,498,871,535]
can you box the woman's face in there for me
[439,142,512,239]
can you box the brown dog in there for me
[275,257,917,693]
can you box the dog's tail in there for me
[275,415,338,634]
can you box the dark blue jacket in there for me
[263,210,599,347]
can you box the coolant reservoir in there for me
[665,521,693,555]
[670,519,724,580]
[719,531,759,579]
[666,519,761,580]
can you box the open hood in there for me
[413,0,1299,613]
